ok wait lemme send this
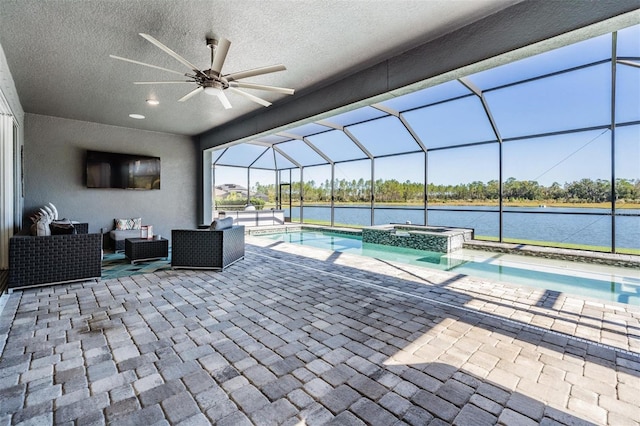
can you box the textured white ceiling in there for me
[0,0,519,136]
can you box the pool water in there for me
[258,230,640,306]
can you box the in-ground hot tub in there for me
[362,224,473,253]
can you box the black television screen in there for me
[86,150,160,190]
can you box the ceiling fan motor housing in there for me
[203,70,228,89]
[206,38,218,49]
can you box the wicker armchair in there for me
[8,223,102,291]
[171,226,245,270]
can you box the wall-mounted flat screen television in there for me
[86,150,160,190]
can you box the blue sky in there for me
[213,24,640,188]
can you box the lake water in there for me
[286,205,640,250]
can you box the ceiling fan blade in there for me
[617,59,640,69]
[228,87,272,107]
[139,33,208,78]
[229,81,294,95]
[178,87,204,102]
[211,37,231,75]
[110,54,186,76]
[133,81,193,84]
[225,64,287,82]
[216,91,233,109]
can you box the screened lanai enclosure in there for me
[206,24,640,254]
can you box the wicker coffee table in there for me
[125,237,169,264]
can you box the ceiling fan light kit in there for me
[110,33,294,110]
[204,86,221,95]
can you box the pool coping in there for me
[463,240,640,269]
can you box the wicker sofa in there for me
[8,223,102,291]
[171,225,245,270]
[110,229,142,252]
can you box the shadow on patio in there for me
[0,240,637,424]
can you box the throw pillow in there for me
[115,218,129,230]
[50,221,76,235]
[35,220,50,236]
[34,208,53,236]
[115,218,142,230]
[213,217,234,230]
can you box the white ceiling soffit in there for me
[0,0,520,136]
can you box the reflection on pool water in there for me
[258,230,640,306]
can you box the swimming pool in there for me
[257,229,640,306]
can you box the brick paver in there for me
[0,237,638,425]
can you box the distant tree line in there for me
[250,178,640,204]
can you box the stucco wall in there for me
[0,42,24,124]
[23,114,198,242]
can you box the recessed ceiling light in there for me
[129,114,145,119]
[146,99,159,105]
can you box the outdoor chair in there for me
[171,225,245,270]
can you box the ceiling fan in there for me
[110,33,294,109]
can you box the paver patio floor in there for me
[1,238,639,425]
